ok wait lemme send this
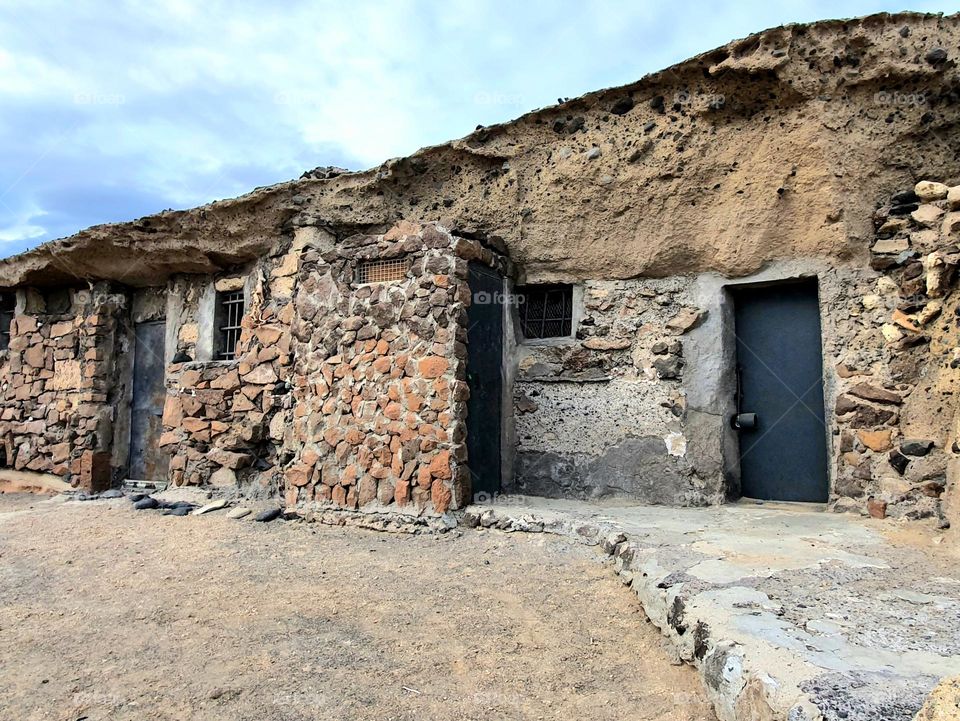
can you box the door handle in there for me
[731,412,757,430]
[730,365,756,430]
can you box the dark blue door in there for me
[732,280,828,502]
[129,321,169,481]
[466,263,504,499]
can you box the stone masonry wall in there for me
[0,283,125,491]
[159,252,298,495]
[280,221,506,514]
[508,278,720,505]
[157,221,504,515]
[830,179,960,526]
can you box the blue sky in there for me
[0,1,952,256]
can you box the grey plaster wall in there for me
[506,278,723,505]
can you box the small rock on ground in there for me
[192,498,228,516]
[254,508,282,522]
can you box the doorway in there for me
[128,321,169,482]
[730,279,828,502]
[465,262,504,500]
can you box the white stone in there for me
[941,211,960,235]
[861,294,883,310]
[192,498,228,515]
[214,275,245,292]
[665,433,686,457]
[871,238,909,254]
[917,300,943,326]
[948,185,960,210]
[881,323,904,343]
[911,204,945,228]
[227,507,251,519]
[875,277,899,295]
[924,251,949,297]
[915,180,949,201]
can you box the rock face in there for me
[913,675,960,721]
[1,14,959,289]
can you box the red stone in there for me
[432,481,452,513]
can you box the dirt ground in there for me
[0,493,715,721]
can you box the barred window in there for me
[357,257,408,284]
[0,293,14,351]
[215,290,245,360]
[517,284,574,339]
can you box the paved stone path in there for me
[465,498,960,721]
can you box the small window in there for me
[357,257,408,284]
[517,284,574,339]
[43,288,71,314]
[0,293,14,350]
[215,290,246,360]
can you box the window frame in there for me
[355,257,409,285]
[0,292,14,351]
[515,283,577,343]
[214,289,246,361]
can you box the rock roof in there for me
[2,11,958,287]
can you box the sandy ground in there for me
[0,493,715,721]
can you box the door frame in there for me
[720,275,831,503]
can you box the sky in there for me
[0,1,953,256]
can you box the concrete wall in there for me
[506,277,725,505]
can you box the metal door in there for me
[466,263,504,498]
[731,279,828,502]
[128,321,169,481]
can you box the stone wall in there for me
[158,256,296,496]
[280,222,506,514]
[0,283,125,491]
[829,179,960,525]
[155,221,505,515]
[506,179,960,521]
[507,278,722,505]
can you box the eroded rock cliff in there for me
[1,12,959,286]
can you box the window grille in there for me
[517,285,574,339]
[0,293,13,351]
[215,290,245,360]
[357,257,408,284]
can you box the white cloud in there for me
[0,204,47,244]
